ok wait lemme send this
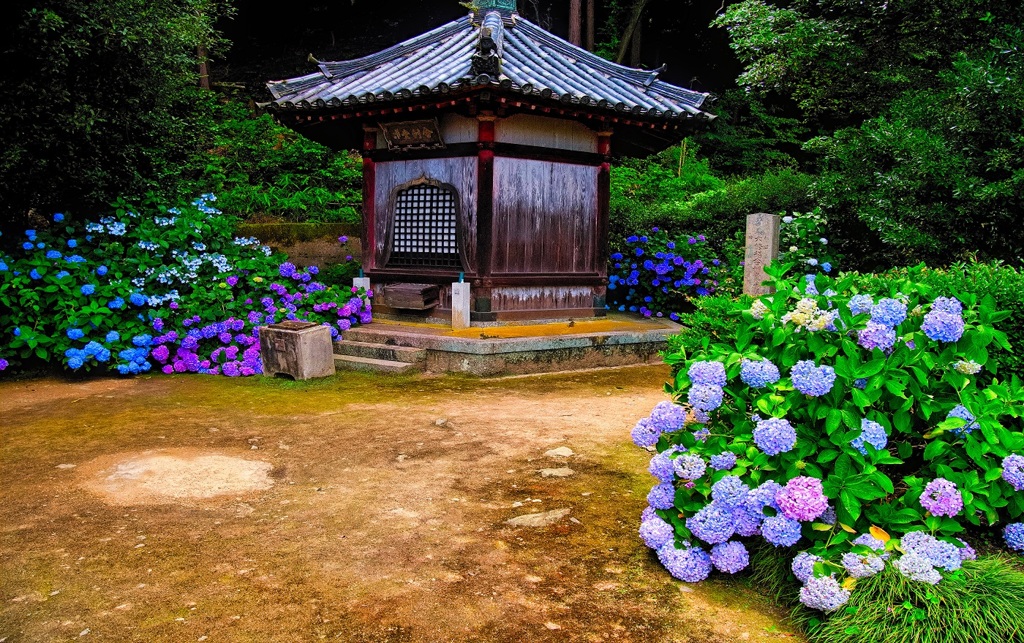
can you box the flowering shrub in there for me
[633,264,1024,613]
[0,195,370,376]
[778,210,838,278]
[607,228,726,320]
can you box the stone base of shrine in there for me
[333,312,679,377]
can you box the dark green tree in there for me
[0,0,231,226]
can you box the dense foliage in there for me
[633,265,1024,615]
[0,195,369,376]
[0,0,230,226]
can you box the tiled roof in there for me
[267,12,712,122]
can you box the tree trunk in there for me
[568,0,582,46]
[197,44,210,90]
[630,17,642,66]
[585,0,595,50]
[615,0,650,64]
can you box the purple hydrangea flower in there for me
[732,505,763,537]
[1003,523,1024,551]
[852,533,886,554]
[791,361,836,397]
[647,483,676,510]
[687,502,736,544]
[791,552,821,583]
[740,358,781,388]
[762,515,802,547]
[932,297,963,316]
[630,418,660,448]
[858,321,897,351]
[746,480,783,513]
[870,298,908,327]
[673,454,706,481]
[753,417,797,455]
[799,576,851,612]
[688,384,724,412]
[776,476,829,522]
[956,538,977,561]
[688,360,726,386]
[920,478,963,517]
[842,552,884,578]
[848,295,873,316]
[648,400,688,433]
[1002,454,1024,491]
[711,476,750,508]
[819,506,837,525]
[710,541,749,573]
[709,452,737,471]
[657,542,712,582]
[639,516,675,549]
[851,418,888,455]
[946,405,979,436]
[922,309,964,343]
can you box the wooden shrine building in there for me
[267,0,712,322]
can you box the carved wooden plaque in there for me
[379,119,445,150]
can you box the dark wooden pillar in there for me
[475,114,496,316]
[362,126,377,271]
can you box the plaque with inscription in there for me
[743,212,781,296]
[379,119,445,150]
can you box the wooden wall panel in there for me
[490,286,599,312]
[440,114,478,144]
[495,114,598,153]
[492,157,599,275]
[374,157,478,272]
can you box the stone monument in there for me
[743,212,781,296]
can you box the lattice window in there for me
[388,183,462,269]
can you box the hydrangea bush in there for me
[0,195,370,376]
[777,210,839,278]
[633,264,1024,612]
[607,228,726,320]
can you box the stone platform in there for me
[333,313,680,376]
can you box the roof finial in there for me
[470,0,517,20]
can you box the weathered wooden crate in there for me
[259,321,335,380]
[383,283,440,310]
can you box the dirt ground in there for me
[0,366,801,642]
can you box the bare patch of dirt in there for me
[78,448,275,505]
[0,366,802,642]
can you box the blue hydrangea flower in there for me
[67,356,85,370]
[630,418,659,448]
[132,334,152,347]
[66,328,84,340]
[852,533,886,554]
[870,298,908,327]
[55,271,69,279]
[858,321,896,351]
[80,284,95,296]
[45,250,61,260]
[648,449,678,483]
[97,265,108,276]
[105,330,120,343]
[711,476,750,508]
[648,401,687,433]
[762,515,802,547]
[23,242,34,250]
[647,483,676,510]
[752,417,797,455]
[688,360,727,386]
[53,213,64,222]
[639,516,675,549]
[740,358,780,388]
[791,360,836,396]
[894,551,942,584]
[129,293,147,307]
[932,297,963,316]
[686,502,735,544]
[709,452,737,471]
[822,262,832,273]
[842,552,884,578]
[1002,454,1024,491]
[746,480,783,513]
[29,269,41,280]
[1004,523,1024,552]
[799,576,850,612]
[848,295,873,316]
[688,384,724,412]
[711,541,749,573]
[108,297,125,310]
[657,542,712,582]
[673,454,706,480]
[791,552,821,583]
[853,378,867,389]
[83,341,103,357]
[732,505,763,537]
[922,308,964,343]
[946,404,979,436]
[851,418,888,455]
[67,239,77,248]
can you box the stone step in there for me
[334,340,426,364]
[341,326,438,349]
[333,354,423,375]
